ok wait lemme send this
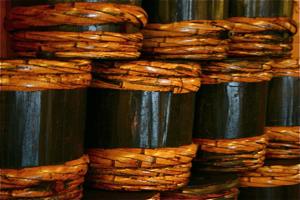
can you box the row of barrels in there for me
[0,0,299,199]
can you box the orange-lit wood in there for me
[0,0,11,58]
[292,0,299,59]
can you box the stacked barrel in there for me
[85,0,201,194]
[1,0,147,199]
[0,0,299,199]
[227,1,300,200]
[86,61,200,191]
[239,58,300,200]
[142,0,241,199]
[0,59,90,199]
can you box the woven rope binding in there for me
[161,188,239,200]
[87,144,198,191]
[228,17,297,57]
[266,126,300,159]
[12,31,144,59]
[200,60,272,84]
[142,20,232,60]
[92,60,201,94]
[265,59,300,77]
[0,155,89,199]
[6,3,147,30]
[240,162,300,187]
[193,135,268,172]
[0,59,91,91]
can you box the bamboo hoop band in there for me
[228,17,297,57]
[0,155,89,199]
[193,135,268,172]
[230,33,293,43]
[6,3,148,31]
[265,59,300,77]
[265,126,300,159]
[229,17,297,34]
[86,144,197,191]
[91,61,201,94]
[11,31,143,59]
[142,20,232,60]
[240,162,300,187]
[200,60,272,84]
[0,59,92,91]
[161,188,239,200]
[161,174,239,200]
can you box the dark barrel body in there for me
[86,89,196,148]
[229,0,293,18]
[266,76,300,126]
[193,82,268,139]
[142,0,229,22]
[0,89,86,169]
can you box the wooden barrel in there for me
[265,59,300,159]
[194,60,271,139]
[85,60,201,191]
[192,60,271,172]
[0,59,91,199]
[0,59,91,169]
[86,60,201,148]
